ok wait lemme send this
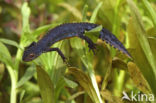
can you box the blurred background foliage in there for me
[0,0,156,103]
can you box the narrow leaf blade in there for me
[127,0,156,95]
[0,38,22,50]
[90,2,103,23]
[17,65,36,88]
[37,67,55,103]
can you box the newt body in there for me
[22,23,131,62]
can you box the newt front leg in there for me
[43,48,66,62]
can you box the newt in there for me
[22,22,131,62]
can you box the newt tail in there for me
[22,22,131,62]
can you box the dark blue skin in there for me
[22,23,131,62]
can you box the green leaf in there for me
[112,0,122,34]
[15,2,31,69]
[19,90,25,103]
[0,38,23,50]
[142,0,156,28]
[68,67,103,103]
[23,81,39,93]
[70,31,103,103]
[112,58,127,71]
[54,78,66,102]
[21,2,31,33]
[59,3,82,20]
[147,27,156,37]
[39,41,64,71]
[32,23,60,38]
[148,37,156,61]
[39,40,66,103]
[17,65,36,88]
[64,77,78,88]
[0,42,17,103]
[0,42,13,66]
[85,25,102,42]
[127,18,156,95]
[93,42,112,90]
[82,5,88,22]
[90,2,103,23]
[88,25,103,33]
[37,67,55,103]
[100,90,122,103]
[127,0,156,95]
[67,91,85,101]
[128,62,151,94]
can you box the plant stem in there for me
[114,70,125,97]
[15,43,23,70]
[7,65,17,103]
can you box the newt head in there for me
[22,42,42,62]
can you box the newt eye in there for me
[29,53,35,58]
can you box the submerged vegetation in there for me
[0,0,156,103]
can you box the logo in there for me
[122,91,155,102]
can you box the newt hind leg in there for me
[79,35,97,54]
